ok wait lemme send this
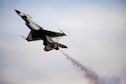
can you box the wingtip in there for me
[64,33,67,36]
[59,29,67,36]
[21,35,26,39]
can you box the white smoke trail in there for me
[59,50,121,84]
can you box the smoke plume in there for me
[59,50,121,84]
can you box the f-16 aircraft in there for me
[15,9,67,51]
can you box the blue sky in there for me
[0,0,125,9]
[9,0,125,6]
[0,0,126,84]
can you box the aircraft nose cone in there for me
[15,10,21,14]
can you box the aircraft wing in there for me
[26,31,41,41]
[42,30,66,38]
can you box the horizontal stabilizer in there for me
[57,43,68,48]
[44,45,53,51]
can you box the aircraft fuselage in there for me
[15,9,67,51]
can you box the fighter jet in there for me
[15,9,67,51]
